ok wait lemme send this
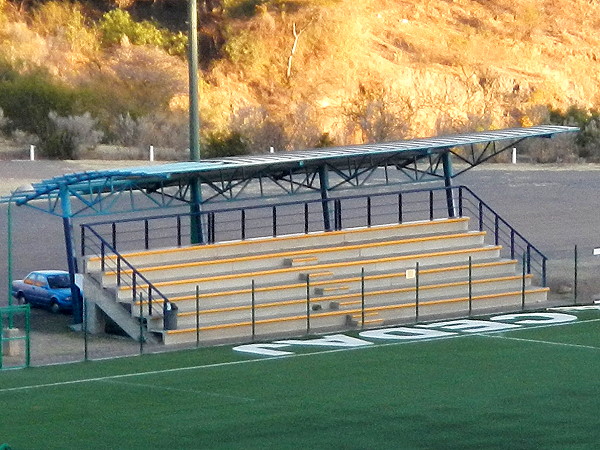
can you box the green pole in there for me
[521,253,527,310]
[361,267,365,329]
[574,245,578,305]
[306,275,310,334]
[188,0,203,244]
[195,285,200,347]
[6,196,13,329]
[139,293,144,355]
[0,309,3,369]
[251,280,256,340]
[415,262,420,322]
[25,304,31,367]
[468,256,472,316]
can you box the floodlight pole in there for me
[188,0,203,244]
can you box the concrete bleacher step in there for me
[283,256,319,267]
[100,230,487,287]
[144,274,536,329]
[84,211,550,347]
[86,217,472,273]
[157,286,549,345]
[115,244,503,302]
[133,259,517,315]
[347,312,384,328]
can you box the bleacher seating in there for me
[84,217,549,345]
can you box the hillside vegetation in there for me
[1,0,600,161]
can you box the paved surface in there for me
[1,159,599,366]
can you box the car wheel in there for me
[16,293,27,305]
[50,301,61,314]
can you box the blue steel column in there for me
[318,165,332,231]
[59,184,82,325]
[442,152,456,218]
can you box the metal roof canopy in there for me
[2,125,578,217]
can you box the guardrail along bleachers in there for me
[84,215,549,346]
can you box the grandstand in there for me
[0,126,577,345]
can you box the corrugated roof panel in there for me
[0,125,578,205]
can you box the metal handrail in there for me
[81,226,172,321]
[457,185,547,285]
[81,185,547,286]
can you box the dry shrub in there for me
[96,44,188,115]
[0,22,49,68]
[521,134,580,164]
[229,106,286,152]
[136,112,189,153]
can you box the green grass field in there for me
[1,308,600,449]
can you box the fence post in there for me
[361,267,365,329]
[25,305,31,367]
[415,262,420,322]
[468,256,473,317]
[510,229,515,259]
[494,216,499,246]
[100,242,106,272]
[304,203,309,234]
[429,191,434,220]
[251,280,256,341]
[398,193,403,223]
[196,285,200,347]
[80,226,86,257]
[83,295,88,361]
[574,245,578,305]
[306,275,311,334]
[521,253,527,310]
[138,293,144,355]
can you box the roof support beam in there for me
[59,183,82,325]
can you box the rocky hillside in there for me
[1,0,600,159]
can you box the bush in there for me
[30,1,98,55]
[204,131,250,158]
[0,70,76,137]
[229,106,286,152]
[39,112,104,159]
[98,9,187,57]
[549,106,600,161]
[223,0,265,18]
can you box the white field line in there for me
[480,334,600,351]
[0,334,470,393]
[2,316,600,394]
[101,379,255,402]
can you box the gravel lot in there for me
[1,158,599,366]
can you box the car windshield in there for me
[47,275,70,289]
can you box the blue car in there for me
[12,270,74,314]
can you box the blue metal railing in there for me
[81,185,547,287]
[81,226,172,323]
